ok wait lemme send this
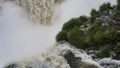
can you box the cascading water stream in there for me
[0,0,119,68]
[0,0,64,24]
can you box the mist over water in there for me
[0,0,116,67]
[0,2,55,67]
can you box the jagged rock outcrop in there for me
[96,8,120,25]
[63,50,82,68]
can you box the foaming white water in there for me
[4,42,101,68]
[0,2,58,67]
[98,58,120,68]
[0,0,116,67]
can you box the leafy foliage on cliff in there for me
[56,0,120,59]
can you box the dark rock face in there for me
[63,50,99,68]
[63,50,81,68]
[113,52,120,60]
[5,64,17,68]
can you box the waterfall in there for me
[0,0,119,68]
[0,0,64,25]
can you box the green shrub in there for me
[68,28,85,48]
[62,18,80,31]
[117,5,120,10]
[115,32,120,42]
[88,19,103,34]
[99,3,111,12]
[91,9,98,17]
[84,33,96,49]
[90,9,98,23]
[105,25,119,42]
[56,31,68,42]
[117,0,120,6]
[96,47,110,58]
[90,17,96,23]
[115,43,120,52]
[116,0,120,10]
[78,16,88,23]
[112,10,120,20]
[94,31,105,43]
[62,16,88,32]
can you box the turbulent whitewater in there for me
[4,42,101,68]
[0,0,64,24]
[0,0,119,68]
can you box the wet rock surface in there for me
[86,50,120,68]
[63,50,81,68]
[63,50,99,68]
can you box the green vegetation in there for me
[68,28,85,49]
[115,43,120,52]
[56,31,68,42]
[62,16,88,31]
[117,0,120,6]
[118,0,120,4]
[90,9,98,23]
[113,3,120,21]
[91,9,98,17]
[99,2,111,12]
[56,0,120,59]
[113,0,120,21]
[96,47,110,58]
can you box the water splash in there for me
[4,42,101,68]
[98,58,120,68]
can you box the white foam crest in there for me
[4,42,102,68]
